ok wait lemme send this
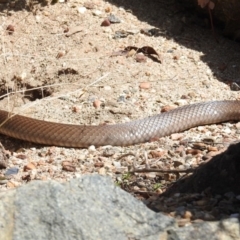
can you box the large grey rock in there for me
[0,175,175,240]
[0,175,239,240]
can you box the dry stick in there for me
[129,168,196,174]
[208,4,218,43]
[116,152,136,161]
[0,82,82,99]
[24,73,109,110]
[1,72,110,100]
[0,53,99,61]
[129,150,197,174]
[117,150,196,174]
[1,35,7,65]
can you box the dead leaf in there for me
[112,46,161,63]
[140,46,159,56]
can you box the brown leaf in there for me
[112,46,161,63]
[140,46,159,56]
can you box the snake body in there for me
[0,100,239,147]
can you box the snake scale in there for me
[0,100,239,147]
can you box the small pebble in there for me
[183,211,192,219]
[161,105,176,113]
[72,105,81,113]
[146,172,156,179]
[92,10,102,16]
[94,162,104,167]
[5,167,19,176]
[6,24,14,34]
[0,179,8,185]
[194,199,207,206]
[105,6,112,13]
[230,213,239,218]
[62,161,76,171]
[139,82,151,89]
[135,53,147,63]
[88,145,96,152]
[175,99,188,106]
[127,49,136,57]
[24,162,36,171]
[7,181,16,188]
[207,146,218,151]
[171,133,184,140]
[93,99,101,109]
[104,86,112,91]
[113,161,121,168]
[186,149,202,155]
[177,218,190,227]
[192,142,206,150]
[102,148,115,157]
[235,122,240,129]
[101,19,111,26]
[150,150,166,158]
[98,167,106,175]
[78,7,87,14]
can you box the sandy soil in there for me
[1,0,240,226]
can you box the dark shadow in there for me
[147,142,240,221]
[106,0,240,85]
[163,142,240,195]
[2,0,240,83]
[0,0,51,12]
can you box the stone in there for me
[0,176,175,239]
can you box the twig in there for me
[129,168,196,174]
[116,152,136,161]
[208,4,218,43]
[18,73,110,111]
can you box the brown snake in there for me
[0,100,239,148]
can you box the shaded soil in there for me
[164,142,240,196]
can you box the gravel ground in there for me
[1,0,240,227]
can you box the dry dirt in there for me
[1,0,240,227]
